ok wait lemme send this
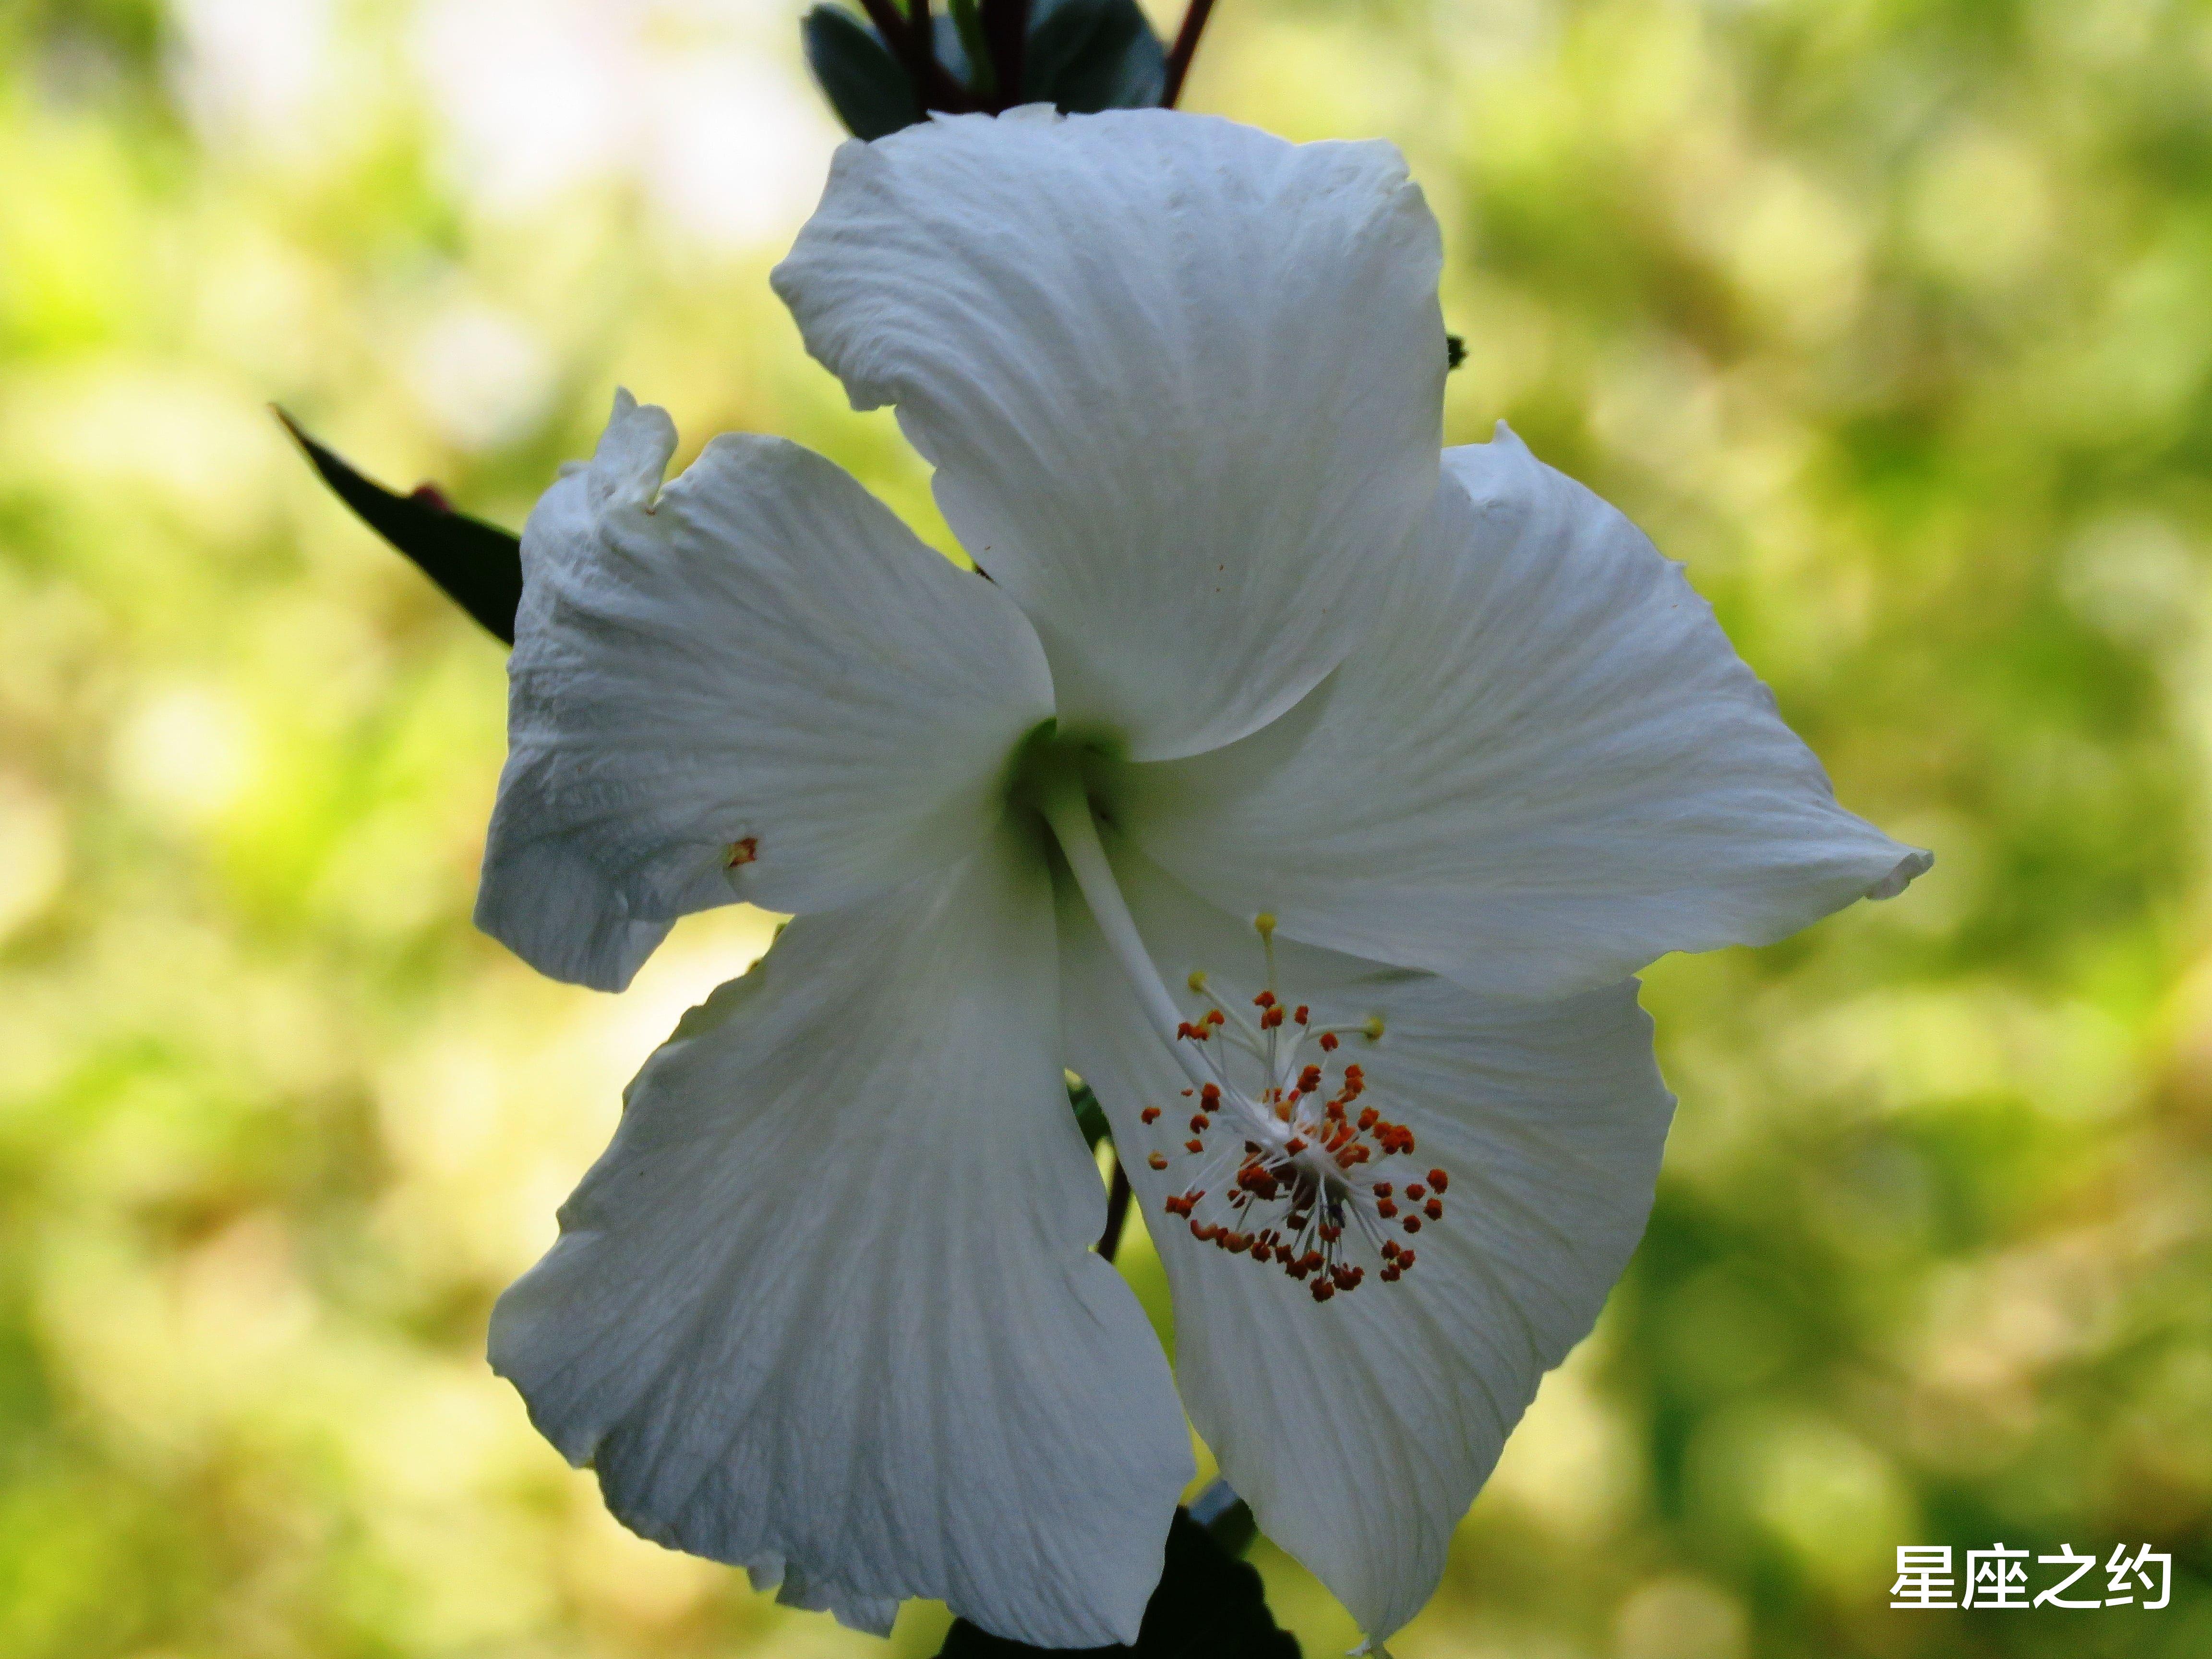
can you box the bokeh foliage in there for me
[1,1,2208,1657]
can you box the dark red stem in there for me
[858,0,970,110]
[1162,0,1216,108]
[1098,1158,1132,1259]
[980,0,1029,109]
[910,0,934,65]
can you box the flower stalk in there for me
[1162,0,1216,108]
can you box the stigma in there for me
[1142,916,1444,1303]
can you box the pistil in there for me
[1038,774,1443,1303]
[1040,773,1220,1098]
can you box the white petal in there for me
[477,390,1054,990]
[491,824,1190,1645]
[1121,426,1930,997]
[773,109,1445,760]
[1058,842,1673,1643]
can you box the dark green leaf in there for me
[802,4,922,140]
[276,409,522,645]
[931,12,977,88]
[1069,1079,1111,1150]
[934,1509,1299,1659]
[949,0,997,100]
[1026,0,1166,113]
[1186,1477,1258,1559]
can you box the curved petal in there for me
[1057,840,1672,1644]
[491,823,1190,1645]
[477,390,1055,990]
[772,108,1445,761]
[1120,425,1930,998]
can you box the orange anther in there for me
[1141,1107,1161,1124]
[1253,990,1277,1009]
[1285,1137,1306,1155]
[1201,1083,1222,1104]
[1402,1214,1422,1233]
[1405,1183,1425,1201]
[1357,1108,1379,1130]
[1376,1198,1397,1219]
[1381,1240,1400,1260]
[1310,1279,1334,1302]
[1424,1198,1443,1220]
[725,836,758,868]
[1190,1115,1209,1133]
[1298,1065,1323,1093]
[1293,1005,1309,1024]
[1428,1168,1449,1192]
[1147,1152,1168,1170]
[1373,1182,1393,1198]
[1397,1250,1415,1268]
[1204,1009,1226,1026]
[1379,1264,1401,1283]
[1319,1032,1339,1052]
[1185,1139,1204,1154]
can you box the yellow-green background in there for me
[2,0,2207,1654]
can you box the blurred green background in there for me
[2,0,2208,1655]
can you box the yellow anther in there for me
[1362,1014,1386,1041]
[1187,969,1209,993]
[1253,912,1277,940]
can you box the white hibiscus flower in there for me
[474,107,1927,1652]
